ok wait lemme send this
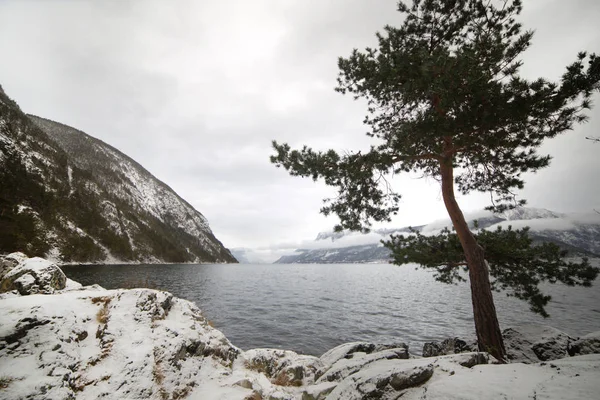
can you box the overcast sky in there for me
[1,0,599,256]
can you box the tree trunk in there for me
[439,145,507,362]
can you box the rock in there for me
[503,325,574,363]
[0,286,241,399]
[568,331,600,356]
[319,341,408,367]
[234,378,254,389]
[243,349,323,387]
[316,348,409,383]
[0,253,67,295]
[324,353,492,400]
[444,352,490,368]
[326,359,434,400]
[0,252,26,279]
[409,354,600,399]
[422,337,477,357]
[301,381,338,400]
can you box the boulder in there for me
[0,253,66,295]
[0,252,26,279]
[319,341,408,367]
[316,348,409,383]
[324,352,491,400]
[409,354,600,400]
[301,381,338,400]
[568,331,600,356]
[422,337,477,357]
[0,287,241,399]
[443,351,490,368]
[503,325,574,363]
[243,348,323,387]
[325,359,434,400]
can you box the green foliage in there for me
[271,143,400,232]
[385,225,598,316]
[0,145,51,257]
[60,235,106,263]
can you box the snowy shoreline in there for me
[1,253,599,399]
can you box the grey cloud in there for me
[1,0,599,251]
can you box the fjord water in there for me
[62,263,600,356]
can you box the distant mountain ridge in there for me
[276,207,600,264]
[0,85,237,264]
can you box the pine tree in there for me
[270,0,600,362]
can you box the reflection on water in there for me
[62,263,600,356]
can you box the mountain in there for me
[0,85,237,264]
[229,248,269,264]
[275,207,600,264]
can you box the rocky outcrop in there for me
[422,337,477,357]
[423,325,585,363]
[503,325,575,362]
[0,252,67,295]
[325,359,434,400]
[319,341,408,368]
[0,283,238,399]
[243,349,323,387]
[316,347,409,383]
[568,331,600,356]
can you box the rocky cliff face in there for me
[276,208,600,264]
[0,85,236,264]
[1,253,599,400]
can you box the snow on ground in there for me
[401,354,600,400]
[1,254,600,399]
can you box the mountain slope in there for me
[0,85,236,264]
[276,208,600,264]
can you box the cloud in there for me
[1,0,599,250]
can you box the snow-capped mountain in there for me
[276,207,600,264]
[0,84,236,264]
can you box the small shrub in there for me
[91,296,112,304]
[271,371,302,387]
[92,296,111,324]
[96,306,109,324]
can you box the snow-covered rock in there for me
[422,337,477,357]
[323,353,490,400]
[569,331,600,356]
[503,325,574,362]
[326,359,434,399]
[316,348,410,383]
[400,354,600,400]
[0,252,67,295]
[0,285,240,400]
[319,341,408,367]
[242,348,323,387]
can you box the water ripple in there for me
[62,263,600,356]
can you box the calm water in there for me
[61,263,600,356]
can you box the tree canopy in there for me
[271,0,600,361]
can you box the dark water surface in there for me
[62,263,600,356]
